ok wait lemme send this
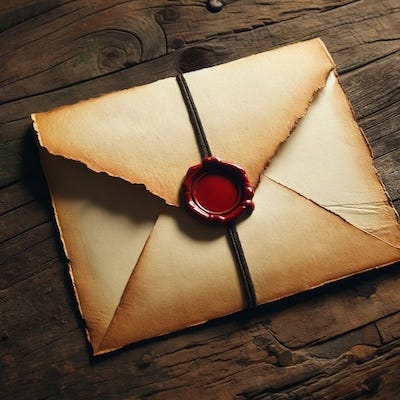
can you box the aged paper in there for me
[32,39,400,354]
[33,40,333,205]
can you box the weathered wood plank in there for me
[2,258,399,400]
[0,181,35,215]
[6,0,390,104]
[364,102,400,157]
[374,149,400,203]
[236,341,400,400]
[0,1,71,30]
[0,222,58,287]
[1,0,399,118]
[1,236,399,399]
[1,1,400,399]
[1,43,399,197]
[267,265,400,348]
[306,323,382,358]
[376,312,400,344]
[0,199,49,243]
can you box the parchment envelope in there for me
[32,38,400,355]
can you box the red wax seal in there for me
[182,157,254,223]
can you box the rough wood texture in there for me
[1,1,399,399]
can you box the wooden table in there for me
[1,1,399,399]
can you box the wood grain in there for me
[1,1,399,399]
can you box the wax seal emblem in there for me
[182,157,254,223]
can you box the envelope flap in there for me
[265,71,400,248]
[41,152,167,350]
[98,176,400,354]
[33,39,334,206]
[184,39,334,186]
[32,78,200,206]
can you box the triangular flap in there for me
[33,39,334,207]
[265,71,400,248]
[185,38,334,189]
[41,152,166,350]
[98,208,243,354]
[238,177,400,305]
[98,176,400,354]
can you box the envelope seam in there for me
[333,70,400,226]
[253,66,335,192]
[265,175,400,251]
[96,213,163,354]
[176,73,258,310]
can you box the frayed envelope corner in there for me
[32,38,400,355]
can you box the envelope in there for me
[32,38,400,355]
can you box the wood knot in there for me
[265,343,293,366]
[252,335,273,351]
[276,349,293,367]
[171,38,185,50]
[346,345,376,364]
[363,375,382,393]
[179,47,213,72]
[99,45,126,70]
[155,7,180,23]
[137,353,153,369]
[82,31,142,72]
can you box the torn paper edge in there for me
[261,68,400,249]
[95,253,399,355]
[317,38,399,224]
[32,113,173,208]
[31,38,332,208]
[35,146,95,353]
[266,176,400,251]
[254,66,335,192]
[332,72,400,225]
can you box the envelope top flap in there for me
[265,71,400,248]
[182,39,334,187]
[32,39,334,206]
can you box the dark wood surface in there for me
[1,1,399,399]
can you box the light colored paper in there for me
[32,39,400,354]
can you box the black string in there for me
[227,224,257,309]
[176,74,212,159]
[176,73,257,310]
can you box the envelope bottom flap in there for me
[265,71,400,248]
[97,176,400,354]
[238,176,400,303]
[97,208,244,353]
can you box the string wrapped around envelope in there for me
[177,73,257,310]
